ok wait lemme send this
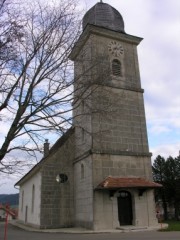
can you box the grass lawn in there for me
[160,220,180,231]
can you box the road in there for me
[1,223,180,240]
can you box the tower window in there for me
[112,59,121,76]
[81,163,85,179]
[81,128,85,142]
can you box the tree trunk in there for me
[162,195,168,220]
[174,201,180,220]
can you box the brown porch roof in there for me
[96,176,162,190]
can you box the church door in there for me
[117,191,133,225]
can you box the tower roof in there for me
[82,2,125,33]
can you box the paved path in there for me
[1,222,180,240]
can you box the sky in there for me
[1,0,180,194]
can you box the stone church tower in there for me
[70,2,160,229]
[16,1,161,231]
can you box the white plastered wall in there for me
[18,172,41,227]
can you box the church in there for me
[15,2,161,230]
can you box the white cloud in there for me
[151,142,180,160]
[0,175,19,194]
[149,125,171,135]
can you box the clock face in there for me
[108,41,124,57]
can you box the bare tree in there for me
[0,0,82,173]
[0,0,113,176]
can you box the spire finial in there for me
[100,0,103,2]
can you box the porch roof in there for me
[95,176,162,190]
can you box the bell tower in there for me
[70,2,159,230]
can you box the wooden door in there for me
[117,191,133,225]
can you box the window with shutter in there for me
[112,59,121,76]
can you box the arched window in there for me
[81,128,85,142]
[32,185,35,213]
[21,190,24,212]
[81,100,85,114]
[81,163,85,179]
[112,59,121,76]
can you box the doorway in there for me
[117,191,133,225]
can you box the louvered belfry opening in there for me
[112,59,121,76]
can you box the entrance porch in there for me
[93,176,161,230]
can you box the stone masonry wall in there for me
[40,129,75,228]
[92,153,153,189]
[91,86,149,154]
[74,155,94,229]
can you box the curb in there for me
[10,221,168,234]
